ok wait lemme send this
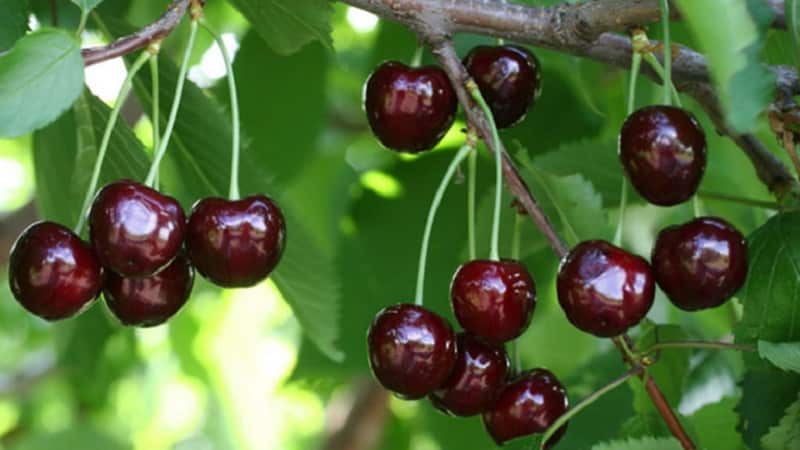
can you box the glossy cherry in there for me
[619,105,707,206]
[450,259,536,345]
[9,222,102,320]
[104,252,194,327]
[89,180,185,278]
[367,304,457,399]
[463,45,542,128]
[186,195,286,288]
[557,240,655,337]
[429,333,509,417]
[482,369,569,446]
[364,61,458,153]
[652,217,748,311]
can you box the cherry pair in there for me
[9,179,285,326]
[364,45,541,153]
[557,217,747,338]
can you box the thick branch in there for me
[81,0,191,66]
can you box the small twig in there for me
[642,340,757,355]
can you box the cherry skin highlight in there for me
[104,252,194,327]
[364,61,458,153]
[429,332,509,417]
[652,216,748,311]
[482,368,569,446]
[619,105,707,206]
[463,45,542,128]
[557,240,655,337]
[186,195,286,288]
[450,259,536,345]
[89,180,185,278]
[9,222,102,320]
[367,304,457,399]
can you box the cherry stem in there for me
[76,11,88,36]
[411,45,424,67]
[539,365,644,450]
[202,22,241,200]
[467,80,503,261]
[144,19,199,188]
[614,51,642,246]
[641,340,757,356]
[468,144,478,260]
[149,52,161,188]
[414,145,474,306]
[659,0,671,106]
[692,195,703,218]
[75,51,151,235]
[698,190,780,209]
[642,53,682,108]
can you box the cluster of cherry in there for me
[9,180,286,327]
[361,41,749,447]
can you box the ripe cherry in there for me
[367,304,457,399]
[619,105,707,206]
[104,252,194,327]
[463,45,542,128]
[557,240,655,337]
[186,195,286,288]
[9,222,102,320]
[482,368,569,446]
[652,216,748,311]
[450,259,536,345]
[429,332,509,417]
[364,61,457,153]
[89,180,185,278]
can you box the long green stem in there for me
[467,145,478,260]
[149,55,160,188]
[540,366,644,449]
[144,19,199,187]
[75,52,151,235]
[642,340,757,356]
[202,23,241,199]
[659,0,672,105]
[642,53,682,107]
[467,81,503,261]
[415,145,473,305]
[615,52,642,246]
[411,45,424,67]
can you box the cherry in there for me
[8,222,102,320]
[463,45,542,128]
[186,195,286,288]
[104,252,194,327]
[367,304,457,399]
[482,368,569,446]
[652,217,748,311]
[450,259,536,345]
[619,105,707,206]
[363,61,457,153]
[429,332,509,417]
[557,240,655,337]
[89,180,185,278]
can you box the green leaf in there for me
[762,393,800,450]
[0,0,27,52]
[688,397,743,450]
[0,28,84,138]
[787,0,800,67]
[591,436,683,450]
[673,0,773,133]
[70,0,103,13]
[735,212,800,449]
[758,341,800,373]
[226,0,332,55]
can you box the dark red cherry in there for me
[8,222,102,320]
[104,252,194,327]
[364,61,457,153]
[89,180,185,278]
[652,217,748,311]
[463,45,542,128]
[557,240,655,337]
[450,259,536,345]
[482,369,569,446]
[186,196,286,288]
[619,105,707,206]
[367,304,457,399]
[429,333,509,417]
